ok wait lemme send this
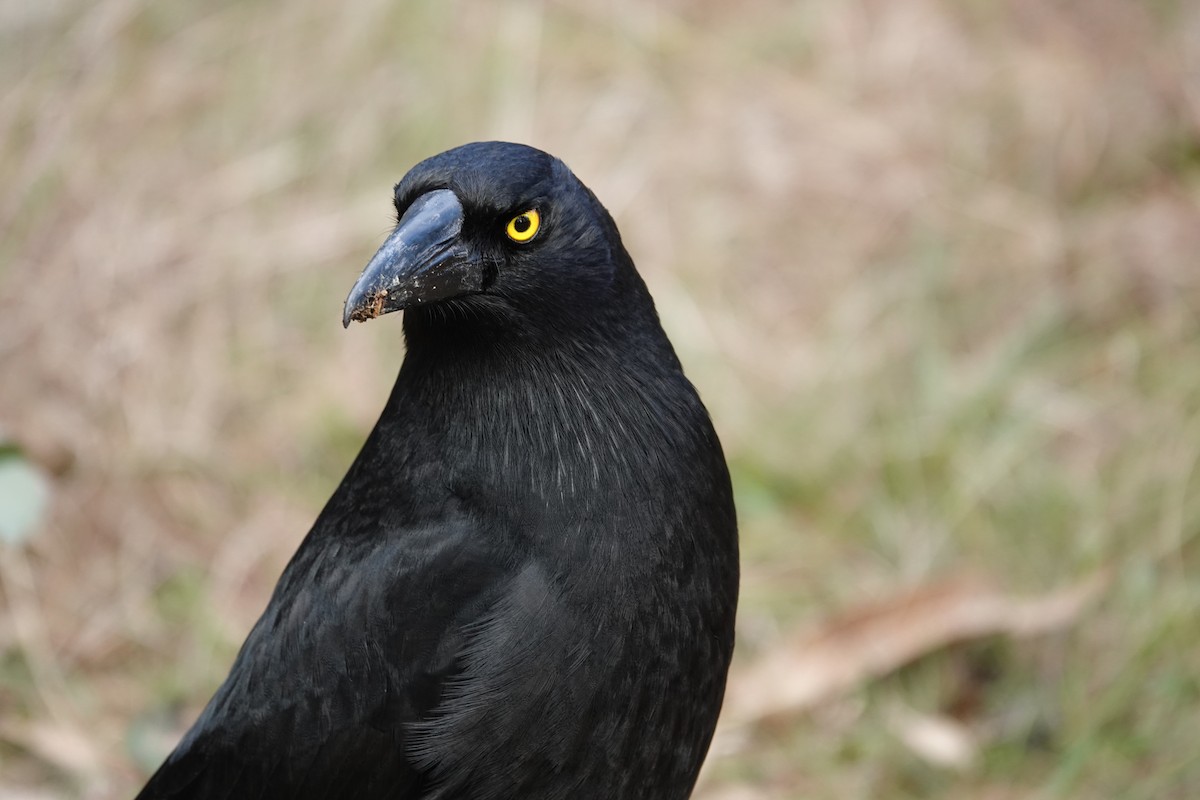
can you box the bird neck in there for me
[377,302,708,511]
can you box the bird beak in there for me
[343,189,480,327]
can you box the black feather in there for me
[137,142,738,800]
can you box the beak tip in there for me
[342,286,392,328]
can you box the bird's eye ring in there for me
[505,210,540,243]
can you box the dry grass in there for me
[2,0,1199,797]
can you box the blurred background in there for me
[2,0,1199,797]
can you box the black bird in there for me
[137,142,738,800]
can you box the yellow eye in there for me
[505,209,540,243]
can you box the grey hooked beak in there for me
[343,189,481,327]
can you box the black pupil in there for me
[513,215,531,233]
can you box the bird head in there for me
[343,142,622,329]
